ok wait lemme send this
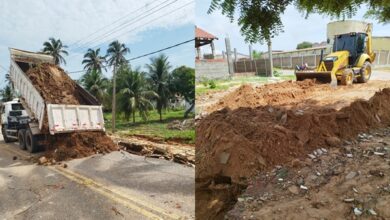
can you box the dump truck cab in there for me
[295,20,375,86]
[1,99,29,142]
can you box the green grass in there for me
[196,74,296,96]
[104,109,195,144]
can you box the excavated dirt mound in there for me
[45,131,118,161]
[205,80,330,113]
[26,63,90,105]
[196,88,390,183]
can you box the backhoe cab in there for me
[295,21,376,86]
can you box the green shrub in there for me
[208,80,216,89]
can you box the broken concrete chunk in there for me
[38,156,48,165]
[219,152,231,164]
[354,208,363,216]
[288,185,299,195]
[345,171,357,180]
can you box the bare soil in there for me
[26,63,90,105]
[196,80,390,219]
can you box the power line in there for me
[71,0,177,52]
[68,38,194,74]
[67,0,158,48]
[128,39,194,61]
[88,0,194,50]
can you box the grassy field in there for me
[104,109,195,144]
[196,74,296,96]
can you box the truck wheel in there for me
[1,126,11,143]
[340,69,353,85]
[25,129,38,153]
[18,129,26,150]
[357,61,372,83]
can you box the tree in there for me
[42,38,68,65]
[0,85,13,102]
[82,48,106,73]
[296,41,313,50]
[117,66,156,123]
[106,40,130,132]
[146,54,171,121]
[208,0,390,44]
[170,66,195,118]
[252,50,264,59]
[79,69,108,103]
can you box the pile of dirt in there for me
[26,63,90,105]
[44,131,118,161]
[23,63,118,161]
[205,80,330,113]
[196,88,390,184]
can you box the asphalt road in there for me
[0,137,195,220]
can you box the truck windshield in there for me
[12,103,24,110]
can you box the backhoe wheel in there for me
[357,61,372,83]
[25,129,38,153]
[18,129,26,150]
[340,69,353,86]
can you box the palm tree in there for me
[80,70,108,103]
[0,85,13,102]
[146,54,171,121]
[118,67,156,123]
[42,38,68,65]
[82,48,106,73]
[106,40,130,132]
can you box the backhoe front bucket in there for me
[295,71,332,84]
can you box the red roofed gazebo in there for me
[195,26,218,59]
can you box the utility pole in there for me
[268,40,274,77]
[112,65,117,133]
[225,37,234,78]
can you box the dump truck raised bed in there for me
[1,48,105,153]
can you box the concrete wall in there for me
[373,37,390,51]
[195,59,230,80]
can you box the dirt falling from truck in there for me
[25,63,118,161]
[196,82,390,219]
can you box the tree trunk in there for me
[184,102,195,118]
[112,65,117,133]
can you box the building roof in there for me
[195,26,218,40]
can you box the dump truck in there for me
[295,20,376,86]
[1,48,105,153]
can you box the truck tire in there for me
[1,126,11,143]
[357,61,372,83]
[18,129,26,150]
[340,69,353,85]
[25,129,38,153]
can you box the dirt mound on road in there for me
[26,63,89,105]
[206,80,330,113]
[196,88,390,183]
[44,131,118,161]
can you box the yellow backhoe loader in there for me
[295,21,376,86]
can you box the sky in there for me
[0,0,194,88]
[196,0,390,55]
